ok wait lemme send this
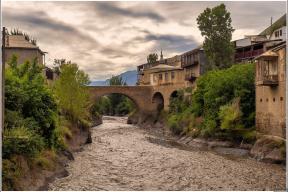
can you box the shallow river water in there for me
[49,116,286,191]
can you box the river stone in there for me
[193,138,208,145]
[208,140,233,148]
[250,135,285,163]
[214,147,249,157]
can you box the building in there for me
[137,52,181,85]
[137,47,207,88]
[3,30,58,83]
[234,14,286,63]
[259,14,286,41]
[139,64,184,86]
[181,46,207,87]
[3,34,46,66]
[254,41,286,138]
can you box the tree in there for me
[53,62,90,122]
[147,53,158,64]
[108,76,127,115]
[197,4,235,70]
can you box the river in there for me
[49,116,285,191]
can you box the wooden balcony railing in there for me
[235,49,264,61]
[257,74,279,86]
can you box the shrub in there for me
[167,115,182,135]
[3,127,45,158]
[218,98,243,130]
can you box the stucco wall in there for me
[255,46,286,138]
[5,48,44,66]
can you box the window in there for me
[171,71,175,79]
[279,30,282,36]
[275,31,279,37]
[165,72,168,81]
[159,74,163,80]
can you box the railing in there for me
[235,49,264,61]
[257,74,279,86]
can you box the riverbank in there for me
[4,117,102,191]
[49,116,285,191]
[130,112,286,164]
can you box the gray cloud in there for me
[3,8,99,49]
[3,1,285,80]
[92,2,166,22]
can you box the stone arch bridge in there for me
[88,85,184,114]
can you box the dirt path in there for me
[49,116,286,191]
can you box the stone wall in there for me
[255,45,286,138]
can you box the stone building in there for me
[137,52,182,86]
[3,34,46,66]
[181,46,207,87]
[3,32,58,83]
[254,41,286,138]
[137,47,207,88]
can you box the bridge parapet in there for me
[88,85,156,113]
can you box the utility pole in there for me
[0,26,6,191]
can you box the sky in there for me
[3,1,286,81]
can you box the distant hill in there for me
[89,70,137,86]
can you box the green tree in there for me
[197,3,235,70]
[53,62,90,122]
[147,53,158,64]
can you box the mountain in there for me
[89,70,137,86]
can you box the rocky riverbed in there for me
[49,116,286,191]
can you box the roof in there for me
[254,41,286,59]
[146,64,182,72]
[6,35,38,48]
[259,14,286,36]
[5,35,46,55]
[182,45,203,55]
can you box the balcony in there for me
[235,49,264,61]
[185,73,197,82]
[257,74,279,86]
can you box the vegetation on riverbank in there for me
[3,57,96,190]
[166,63,256,143]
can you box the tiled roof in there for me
[5,35,38,48]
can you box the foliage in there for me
[9,28,37,45]
[53,62,90,122]
[93,75,135,116]
[169,90,189,113]
[147,53,158,64]
[5,55,58,146]
[91,96,112,115]
[197,3,235,70]
[166,63,255,141]
[3,127,45,159]
[218,98,243,130]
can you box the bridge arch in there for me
[152,92,164,112]
[88,86,156,114]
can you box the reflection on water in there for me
[49,116,285,191]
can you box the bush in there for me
[5,56,58,146]
[3,127,45,158]
[167,115,182,135]
[166,63,255,141]
[218,98,243,130]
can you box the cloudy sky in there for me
[3,1,286,80]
